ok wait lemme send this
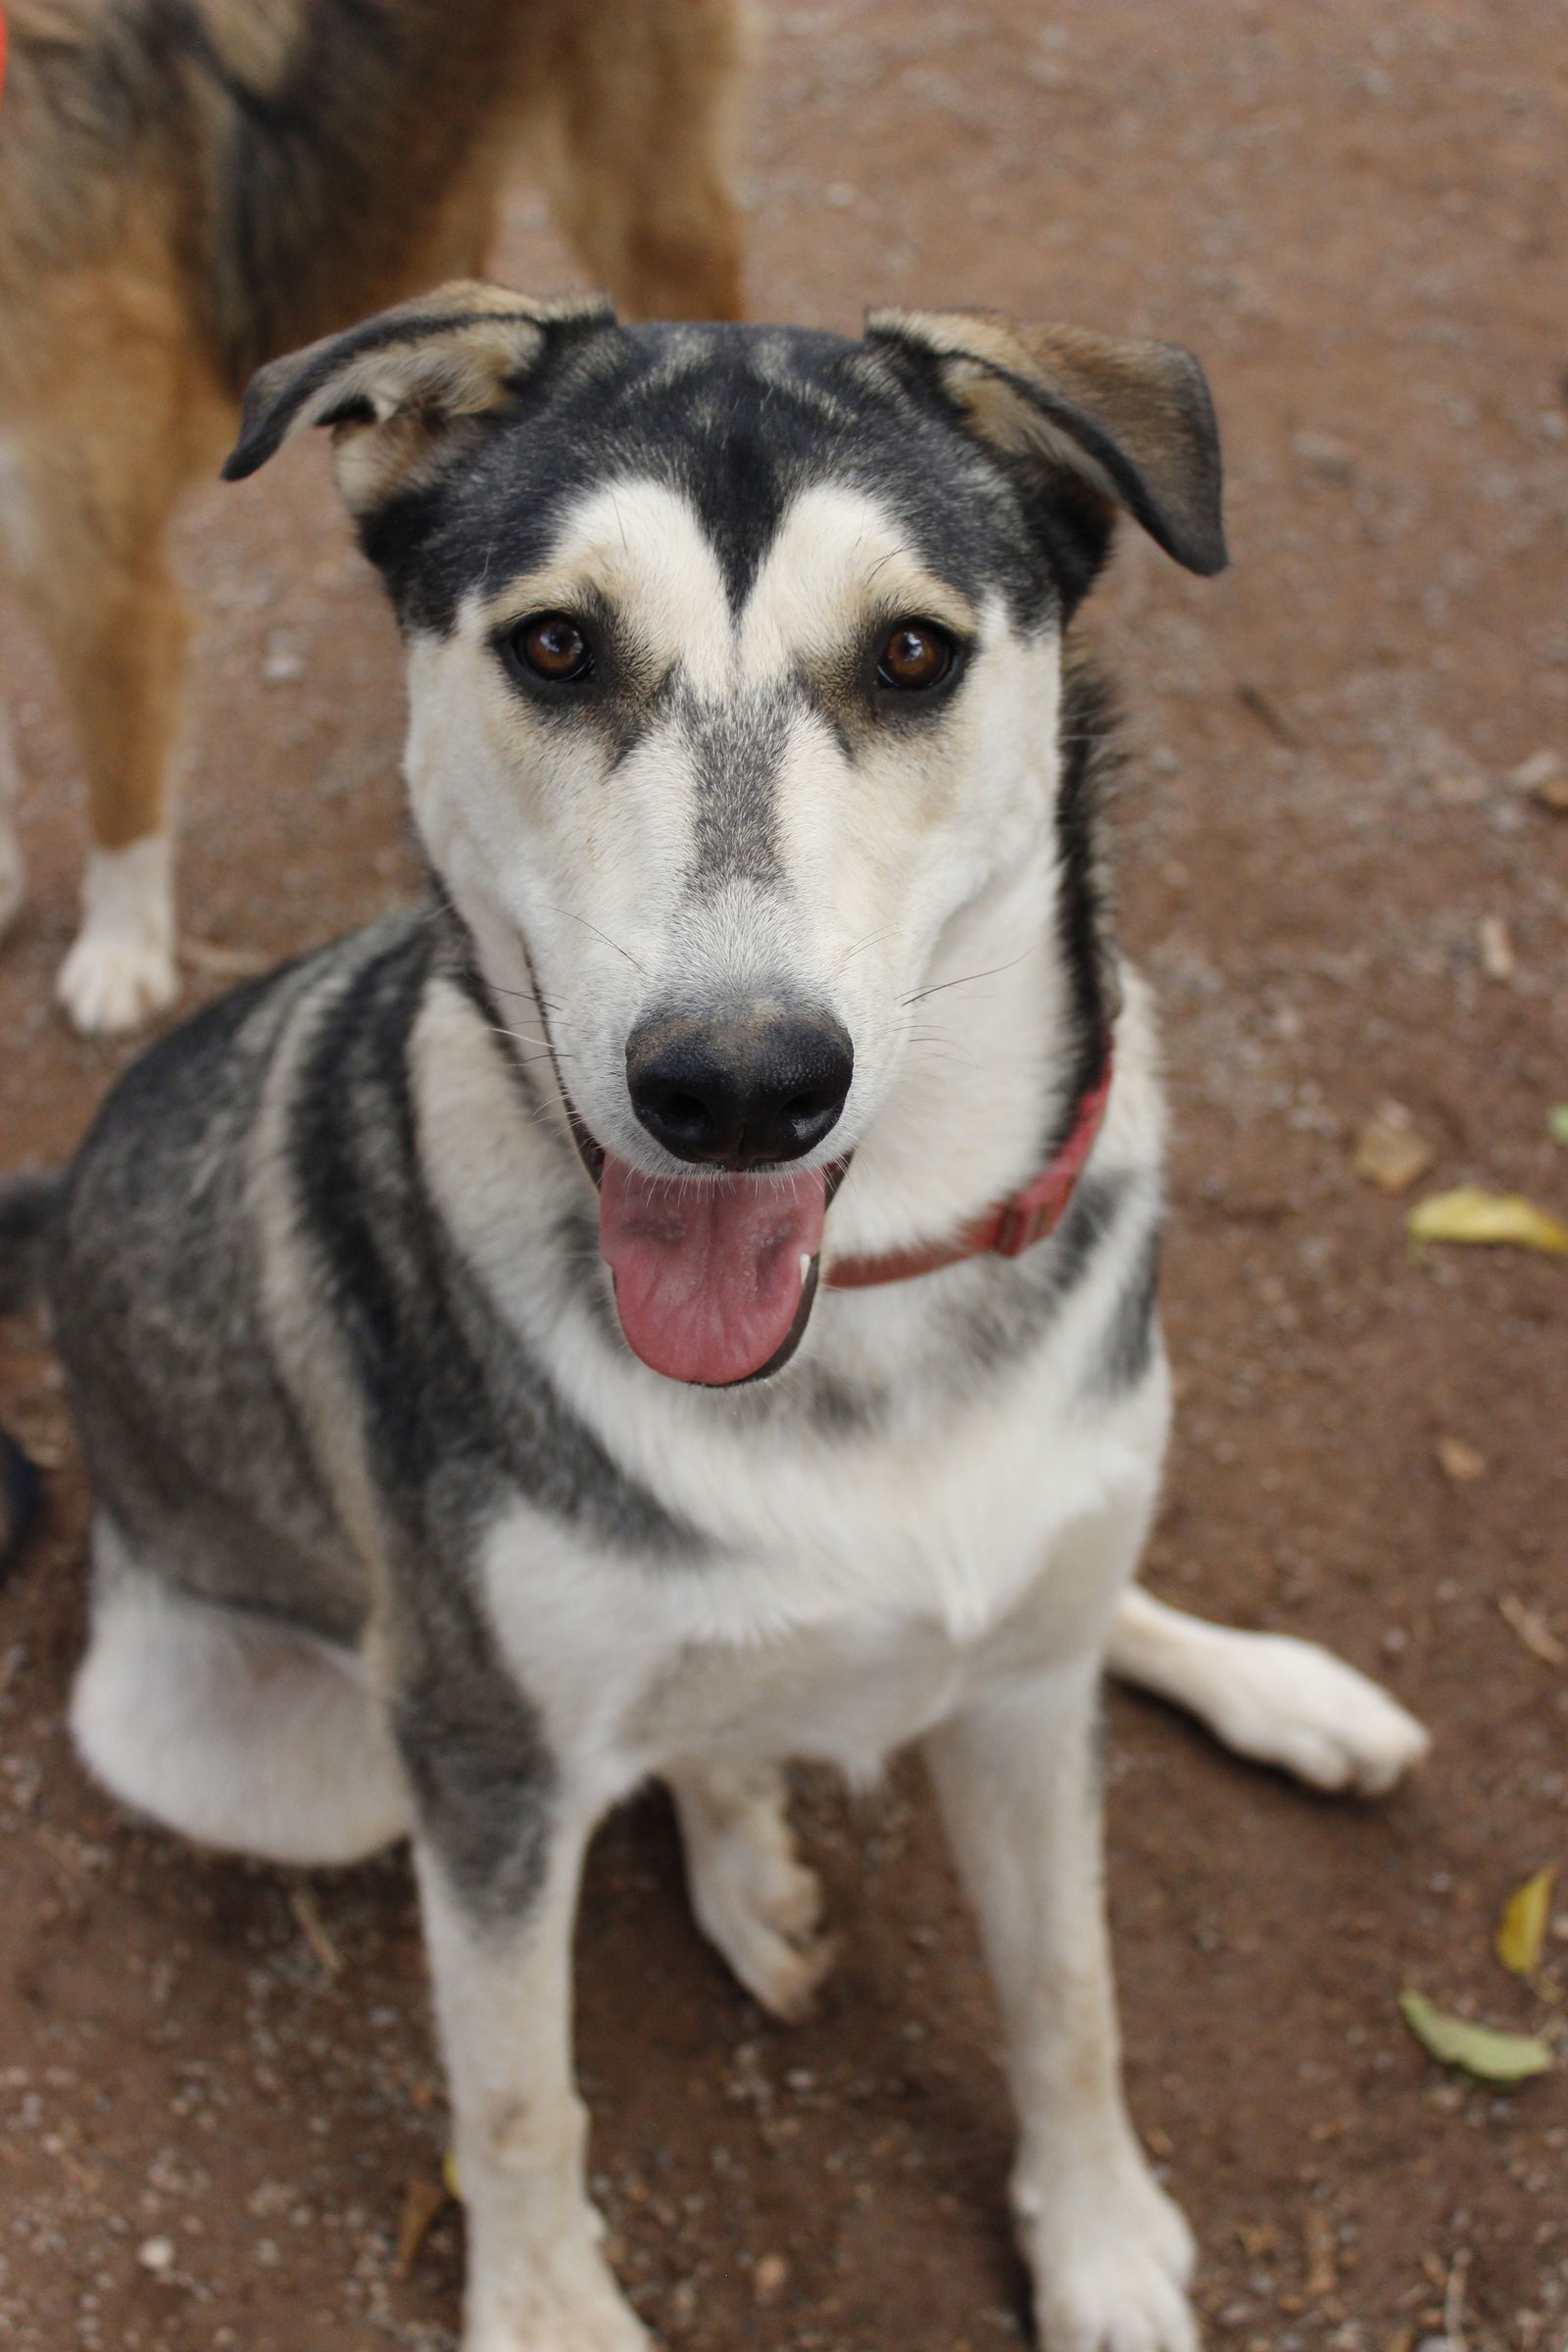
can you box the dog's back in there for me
[2,0,604,394]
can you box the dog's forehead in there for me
[411,322,1035,638]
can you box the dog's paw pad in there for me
[57,929,178,1035]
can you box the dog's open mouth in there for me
[598,1153,827,1388]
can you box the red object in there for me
[824,1046,1115,1291]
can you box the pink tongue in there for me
[599,1156,827,1386]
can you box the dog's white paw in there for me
[57,837,178,1034]
[674,1762,837,2020]
[1194,1630,1430,1795]
[1021,2154,1196,2352]
[57,925,179,1033]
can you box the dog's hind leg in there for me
[667,1760,835,2020]
[1107,1587,1429,1794]
[524,0,748,320]
[72,1526,409,1865]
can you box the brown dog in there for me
[0,0,747,1030]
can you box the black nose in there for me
[626,1005,854,1169]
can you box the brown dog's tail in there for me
[0,1170,64,1586]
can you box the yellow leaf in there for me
[1397,1989,1553,2083]
[1496,1867,1557,1979]
[1406,1185,1568,1254]
[395,2173,449,2277]
[442,2147,463,2203]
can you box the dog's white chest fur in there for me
[478,1348,1169,1793]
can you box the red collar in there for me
[823,1048,1115,1291]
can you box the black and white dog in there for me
[2,287,1428,2352]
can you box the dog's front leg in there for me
[415,1817,648,2352]
[924,1661,1196,2352]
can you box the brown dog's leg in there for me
[11,361,228,1033]
[526,0,749,321]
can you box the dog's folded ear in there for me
[221,281,616,514]
[865,308,1227,578]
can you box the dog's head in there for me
[226,283,1224,1387]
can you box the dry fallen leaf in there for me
[1352,1103,1433,1195]
[1407,1186,1568,1255]
[1510,749,1568,811]
[180,936,272,979]
[1236,678,1304,747]
[288,1883,342,1979]
[1497,1868,1557,1978]
[1499,1592,1568,1668]
[395,2174,450,2277]
[1435,1435,1487,1484]
[1302,2205,1337,2299]
[1398,1989,1553,2083]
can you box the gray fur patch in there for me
[936,1169,1132,1386]
[1090,1219,1161,1397]
[680,684,789,894]
[392,1568,557,1926]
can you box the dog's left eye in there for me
[875,621,955,692]
[509,612,595,684]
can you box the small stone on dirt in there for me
[1435,1436,1486,1484]
[1293,429,1357,485]
[755,2251,789,2299]
[1478,914,1515,980]
[136,2235,175,2276]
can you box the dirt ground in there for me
[2,2,1567,2347]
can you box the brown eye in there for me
[514,612,593,682]
[876,621,955,692]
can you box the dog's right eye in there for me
[509,613,595,684]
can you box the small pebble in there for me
[136,2236,175,2276]
[754,2251,788,2300]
